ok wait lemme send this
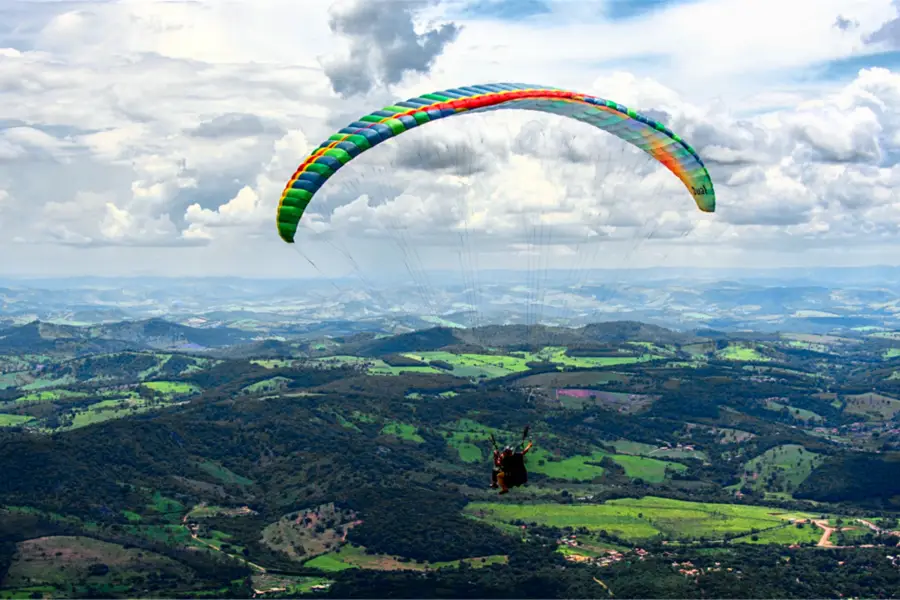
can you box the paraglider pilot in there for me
[489,428,533,495]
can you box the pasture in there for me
[843,393,900,420]
[2,536,191,596]
[716,344,770,362]
[764,399,824,422]
[465,496,814,543]
[304,543,507,572]
[731,523,822,545]
[142,381,201,396]
[735,444,823,495]
[380,421,425,443]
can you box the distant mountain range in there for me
[3,267,900,337]
[1,315,896,368]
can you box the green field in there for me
[843,392,900,420]
[10,389,90,404]
[1,536,192,597]
[142,381,201,396]
[734,444,824,495]
[49,389,194,431]
[399,347,654,380]
[437,422,688,481]
[0,353,219,396]
[716,343,770,362]
[0,414,35,427]
[529,450,607,481]
[731,522,822,545]
[611,453,687,482]
[381,421,425,443]
[304,543,507,573]
[765,399,824,422]
[1,385,195,432]
[305,553,356,572]
[530,449,686,483]
[402,351,529,378]
[444,432,485,463]
[134,354,219,380]
[465,496,814,543]
[66,400,152,429]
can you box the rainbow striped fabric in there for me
[277,83,715,244]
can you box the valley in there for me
[1,315,900,597]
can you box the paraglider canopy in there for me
[275,82,716,245]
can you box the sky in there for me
[2,0,900,279]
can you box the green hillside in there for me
[2,319,900,597]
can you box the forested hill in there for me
[2,319,900,597]
[0,318,255,354]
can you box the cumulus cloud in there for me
[865,0,900,47]
[3,0,900,276]
[188,114,281,139]
[284,66,900,262]
[391,120,513,175]
[320,0,461,97]
[183,129,314,237]
[36,191,205,248]
[0,1,341,252]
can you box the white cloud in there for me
[2,0,900,277]
[294,65,900,259]
[183,129,314,239]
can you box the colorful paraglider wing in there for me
[277,83,715,244]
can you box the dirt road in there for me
[857,519,900,544]
[857,519,898,535]
[813,520,836,547]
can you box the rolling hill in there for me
[2,319,900,598]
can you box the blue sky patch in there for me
[601,0,702,21]
[805,50,900,82]
[460,0,552,20]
